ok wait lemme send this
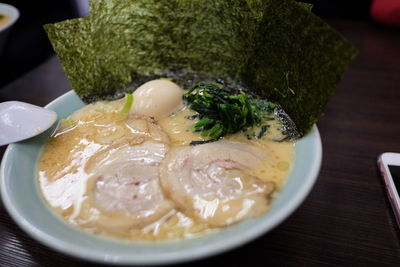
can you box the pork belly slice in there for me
[86,141,174,232]
[160,140,275,227]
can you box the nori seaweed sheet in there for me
[44,0,357,136]
[44,18,96,95]
[243,0,357,134]
[89,0,267,82]
[297,2,313,11]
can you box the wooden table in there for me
[0,19,399,266]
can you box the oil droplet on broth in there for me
[277,161,290,171]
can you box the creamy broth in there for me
[0,14,11,27]
[38,93,294,241]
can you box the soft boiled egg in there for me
[130,79,185,119]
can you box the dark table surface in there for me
[0,19,400,266]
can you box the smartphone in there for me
[378,152,400,227]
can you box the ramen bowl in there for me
[0,90,322,265]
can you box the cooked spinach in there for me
[183,82,278,144]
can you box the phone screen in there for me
[389,165,400,195]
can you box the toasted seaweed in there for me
[44,18,96,97]
[46,0,264,101]
[44,0,356,136]
[89,0,266,81]
[243,0,358,135]
[297,2,313,11]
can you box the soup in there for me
[38,80,294,241]
[0,14,11,28]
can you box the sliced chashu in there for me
[92,114,170,146]
[82,116,174,233]
[160,140,275,227]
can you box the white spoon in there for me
[0,101,57,146]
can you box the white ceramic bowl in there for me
[0,90,322,265]
[0,3,19,53]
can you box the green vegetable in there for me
[44,0,357,136]
[183,82,278,144]
[116,93,133,121]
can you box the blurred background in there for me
[0,0,378,88]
